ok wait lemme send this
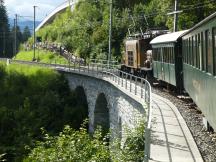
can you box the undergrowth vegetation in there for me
[24,122,145,162]
[0,63,88,161]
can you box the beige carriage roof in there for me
[150,30,188,44]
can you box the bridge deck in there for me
[100,71,203,162]
[62,66,204,162]
[150,94,203,162]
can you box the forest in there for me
[0,0,31,58]
[36,0,216,61]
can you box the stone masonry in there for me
[63,71,146,140]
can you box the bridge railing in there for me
[1,58,152,162]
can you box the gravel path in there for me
[152,86,216,162]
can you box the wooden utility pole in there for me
[167,0,182,32]
[174,0,178,32]
[108,0,113,67]
[33,6,37,61]
[3,28,5,57]
[14,14,17,56]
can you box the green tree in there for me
[22,26,31,42]
[11,26,23,53]
[0,0,13,57]
[36,0,216,61]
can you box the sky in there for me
[5,0,64,21]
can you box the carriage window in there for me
[206,30,213,74]
[166,48,169,63]
[163,48,166,63]
[153,49,156,61]
[202,32,207,71]
[191,36,195,66]
[187,38,190,64]
[198,34,202,70]
[171,47,174,64]
[184,39,187,64]
[195,35,199,68]
[183,41,185,63]
[128,51,134,66]
[188,38,191,65]
[156,48,159,61]
[158,48,162,61]
[193,36,197,67]
[184,40,187,64]
[213,28,216,75]
[169,47,172,64]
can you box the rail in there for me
[0,58,152,162]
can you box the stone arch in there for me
[94,93,110,134]
[73,86,88,128]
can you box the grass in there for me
[14,50,68,65]
[6,63,56,76]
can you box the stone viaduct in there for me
[61,71,146,140]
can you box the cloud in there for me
[5,0,63,21]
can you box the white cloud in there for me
[5,0,63,21]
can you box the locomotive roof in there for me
[150,30,188,45]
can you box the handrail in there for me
[1,58,152,162]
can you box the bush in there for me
[25,122,145,162]
[0,64,88,161]
[24,124,110,162]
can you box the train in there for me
[122,12,216,131]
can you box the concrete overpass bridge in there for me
[36,0,78,31]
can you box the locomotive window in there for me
[213,28,216,75]
[128,51,134,66]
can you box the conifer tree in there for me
[0,0,12,57]
[22,26,31,42]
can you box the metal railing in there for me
[0,58,152,162]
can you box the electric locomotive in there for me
[122,30,168,78]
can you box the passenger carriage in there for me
[150,30,188,90]
[182,12,216,130]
